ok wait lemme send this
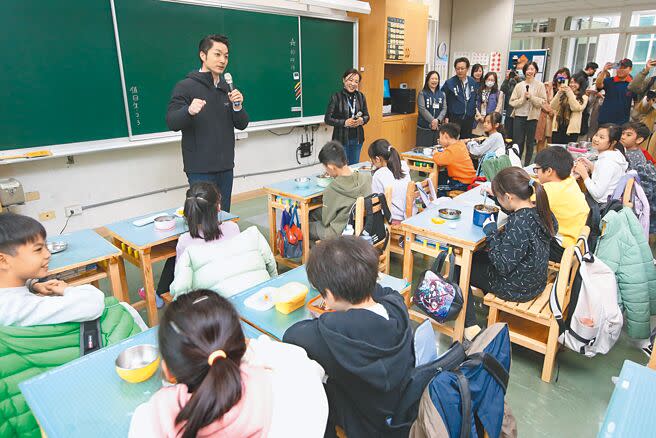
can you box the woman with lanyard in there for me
[416,71,447,146]
[325,68,370,165]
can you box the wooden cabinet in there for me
[385,0,428,64]
[381,113,418,152]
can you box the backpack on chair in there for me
[345,192,392,246]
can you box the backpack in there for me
[584,193,623,253]
[276,205,303,259]
[549,237,623,356]
[413,246,464,323]
[406,324,515,438]
[345,193,392,246]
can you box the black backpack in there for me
[345,193,392,246]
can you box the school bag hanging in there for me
[276,205,303,259]
[344,193,392,246]
[549,236,623,357]
[416,178,438,208]
[413,246,464,323]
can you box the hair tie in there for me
[528,179,535,188]
[208,349,227,366]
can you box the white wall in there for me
[448,0,514,78]
[2,127,331,235]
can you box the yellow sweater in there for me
[543,177,589,247]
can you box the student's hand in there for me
[578,157,593,171]
[430,119,438,130]
[228,89,244,106]
[559,84,569,92]
[32,279,68,296]
[480,185,494,196]
[188,98,206,116]
[573,160,589,180]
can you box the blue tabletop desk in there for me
[263,162,371,269]
[230,265,410,340]
[401,192,504,342]
[47,229,126,301]
[598,360,656,437]
[19,322,261,438]
[104,209,238,326]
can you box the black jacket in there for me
[482,207,558,301]
[283,285,414,437]
[324,89,370,146]
[166,71,249,173]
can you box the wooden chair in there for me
[389,173,437,256]
[622,177,635,208]
[354,187,392,274]
[484,227,589,382]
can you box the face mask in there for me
[485,81,495,88]
[652,102,656,110]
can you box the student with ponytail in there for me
[368,139,412,222]
[129,290,328,438]
[460,167,557,339]
[144,182,240,308]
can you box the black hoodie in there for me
[283,285,414,437]
[166,71,249,173]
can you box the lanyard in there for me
[347,95,357,118]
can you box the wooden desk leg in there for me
[267,194,277,255]
[649,343,656,370]
[402,231,414,284]
[300,201,311,264]
[453,248,473,342]
[107,255,128,302]
[139,249,159,326]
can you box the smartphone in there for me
[610,62,620,70]
[648,66,656,79]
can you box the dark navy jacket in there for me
[442,75,478,119]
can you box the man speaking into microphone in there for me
[166,34,248,212]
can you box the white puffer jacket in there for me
[170,226,278,299]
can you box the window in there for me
[564,14,620,30]
[510,37,545,51]
[630,10,656,27]
[628,33,656,72]
[560,33,619,74]
[512,18,554,33]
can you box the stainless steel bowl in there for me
[438,208,462,220]
[46,241,68,254]
[294,177,310,188]
[115,344,159,370]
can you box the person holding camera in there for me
[550,75,589,144]
[596,58,634,125]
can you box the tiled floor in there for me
[104,194,652,438]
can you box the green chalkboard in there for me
[0,0,354,150]
[0,0,127,150]
[300,18,355,117]
[114,0,301,136]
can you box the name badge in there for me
[432,103,439,109]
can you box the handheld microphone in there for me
[525,84,530,93]
[353,111,362,120]
[224,73,241,108]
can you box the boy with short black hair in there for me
[534,147,589,261]
[283,236,413,438]
[309,141,372,240]
[433,122,476,196]
[0,212,105,326]
[621,122,656,235]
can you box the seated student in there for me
[0,213,144,437]
[573,124,628,205]
[621,121,656,235]
[309,141,372,240]
[433,122,476,196]
[534,147,590,261]
[129,290,328,438]
[464,168,557,338]
[283,237,414,438]
[368,139,412,223]
[0,213,105,326]
[144,182,240,308]
[466,111,506,158]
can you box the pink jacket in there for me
[129,364,272,438]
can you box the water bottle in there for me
[342,224,355,236]
[361,230,373,244]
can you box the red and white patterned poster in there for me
[489,51,502,73]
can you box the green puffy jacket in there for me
[0,297,142,437]
[595,208,656,339]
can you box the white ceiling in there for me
[513,0,655,17]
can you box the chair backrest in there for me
[404,173,437,218]
[354,187,392,274]
[554,226,590,312]
[622,177,635,208]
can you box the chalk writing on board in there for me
[129,86,142,127]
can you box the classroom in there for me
[1,0,656,436]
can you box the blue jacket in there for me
[442,76,478,118]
